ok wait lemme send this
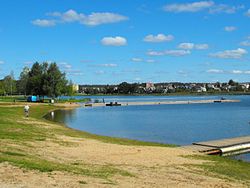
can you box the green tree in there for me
[19,67,30,96]
[0,81,5,95]
[3,71,16,95]
[44,62,67,98]
[27,62,44,96]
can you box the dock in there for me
[86,99,240,107]
[183,136,250,156]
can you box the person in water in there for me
[24,105,30,117]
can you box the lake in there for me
[46,95,250,161]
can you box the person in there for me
[24,105,30,117]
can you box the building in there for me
[72,84,79,93]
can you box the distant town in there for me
[75,80,250,95]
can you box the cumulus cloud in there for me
[101,36,127,46]
[163,1,214,12]
[178,43,209,50]
[240,40,250,46]
[163,1,243,14]
[210,48,247,59]
[224,26,237,32]
[143,34,174,43]
[178,43,194,50]
[31,19,56,27]
[33,9,128,27]
[195,44,209,50]
[148,50,191,56]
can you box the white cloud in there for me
[23,61,33,65]
[207,69,250,75]
[143,34,174,43]
[31,19,56,27]
[231,70,242,74]
[147,51,165,56]
[207,69,224,73]
[178,43,194,50]
[59,62,72,69]
[195,44,209,50]
[163,1,214,13]
[163,1,243,14]
[0,60,4,64]
[246,9,250,17]
[210,48,247,59]
[209,4,244,14]
[131,58,156,63]
[148,50,191,56]
[224,26,237,32]
[33,9,128,27]
[97,64,118,67]
[82,12,128,26]
[131,58,143,62]
[178,43,209,50]
[95,70,105,75]
[240,40,250,46]
[146,59,156,63]
[101,36,127,46]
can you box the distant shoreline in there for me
[74,91,250,97]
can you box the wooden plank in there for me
[182,136,250,153]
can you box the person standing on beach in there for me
[24,105,30,117]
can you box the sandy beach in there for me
[0,103,248,188]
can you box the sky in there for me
[0,0,250,84]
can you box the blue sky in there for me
[0,0,250,84]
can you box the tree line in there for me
[0,62,74,98]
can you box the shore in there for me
[88,99,240,107]
[0,103,249,187]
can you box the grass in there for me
[0,102,249,184]
[0,103,170,181]
[185,155,250,183]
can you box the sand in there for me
[0,134,247,188]
[0,103,248,188]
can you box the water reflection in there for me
[45,109,76,123]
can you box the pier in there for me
[86,99,240,107]
[183,136,250,156]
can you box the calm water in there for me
[46,95,250,161]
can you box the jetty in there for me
[183,136,250,156]
[86,99,240,107]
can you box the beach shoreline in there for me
[0,103,249,187]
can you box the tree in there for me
[0,81,5,95]
[3,71,16,95]
[19,67,30,96]
[27,62,44,96]
[44,62,67,98]
[228,79,237,86]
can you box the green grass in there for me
[186,155,250,183]
[0,150,133,179]
[1,103,249,184]
[0,104,171,180]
